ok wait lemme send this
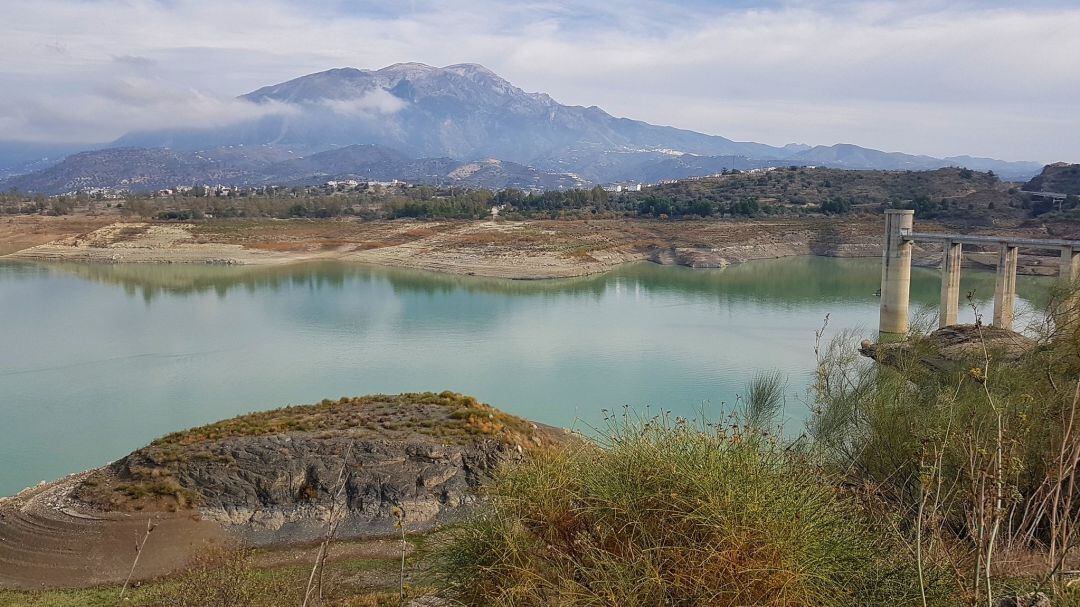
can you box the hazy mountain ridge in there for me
[0,144,587,193]
[0,63,1049,191]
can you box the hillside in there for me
[625,166,1019,222]
[0,146,301,194]
[1023,162,1080,194]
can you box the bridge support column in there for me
[939,240,962,328]
[993,244,1019,330]
[1058,246,1080,328]
[879,209,914,338]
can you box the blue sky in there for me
[1,0,1078,162]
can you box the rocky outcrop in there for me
[72,392,571,545]
[861,324,1038,371]
[117,435,518,544]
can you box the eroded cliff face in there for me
[115,435,517,544]
[72,392,569,544]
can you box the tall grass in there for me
[810,295,1080,604]
[432,414,943,606]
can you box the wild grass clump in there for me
[432,415,938,607]
[141,546,299,607]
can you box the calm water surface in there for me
[0,258,1049,495]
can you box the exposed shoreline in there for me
[0,215,882,280]
[1,215,1071,279]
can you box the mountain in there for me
[1022,162,1080,194]
[117,63,778,167]
[785,145,1042,181]
[0,62,1050,190]
[0,146,303,194]
[0,141,91,179]
[0,144,587,194]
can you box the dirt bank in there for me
[0,472,225,590]
[0,216,880,278]
[0,215,1070,278]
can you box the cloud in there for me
[112,55,157,70]
[0,76,297,143]
[321,89,408,118]
[0,0,1077,162]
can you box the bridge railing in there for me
[878,210,1080,337]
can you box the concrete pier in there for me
[1062,246,1080,283]
[939,240,962,328]
[1059,246,1080,326]
[879,209,914,338]
[879,213,1080,336]
[993,244,1019,330]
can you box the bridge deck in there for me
[903,232,1080,250]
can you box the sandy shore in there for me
[0,215,1068,278]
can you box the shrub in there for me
[432,416,938,606]
[810,313,1080,604]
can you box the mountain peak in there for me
[378,62,439,75]
[443,63,499,77]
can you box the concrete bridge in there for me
[879,209,1080,337]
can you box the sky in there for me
[1,0,1078,162]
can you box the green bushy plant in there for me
[432,413,943,606]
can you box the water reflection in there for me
[0,257,1051,496]
[5,257,1051,308]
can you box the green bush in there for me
[432,416,940,606]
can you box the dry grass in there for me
[152,391,539,448]
[432,415,941,607]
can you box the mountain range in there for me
[0,62,1047,194]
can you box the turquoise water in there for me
[0,258,1049,496]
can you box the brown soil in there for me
[0,469,410,591]
[0,215,114,255]
[0,473,226,590]
[2,214,1070,278]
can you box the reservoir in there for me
[0,257,1049,496]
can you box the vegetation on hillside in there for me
[1025,163,1080,196]
[4,165,1061,222]
[809,304,1080,605]
[151,391,539,448]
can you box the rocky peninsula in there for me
[0,392,571,589]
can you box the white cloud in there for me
[321,89,408,118]
[0,0,1077,162]
[0,77,297,143]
